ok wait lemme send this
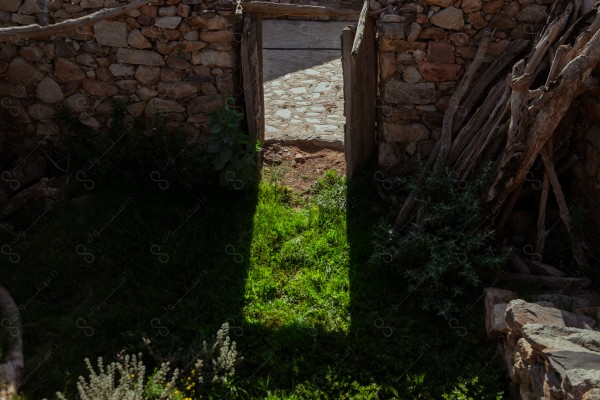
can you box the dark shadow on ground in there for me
[263,50,341,81]
[345,170,510,398]
[0,180,259,398]
[0,163,509,398]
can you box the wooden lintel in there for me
[242,1,388,18]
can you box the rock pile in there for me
[485,288,600,400]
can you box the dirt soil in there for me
[261,141,345,192]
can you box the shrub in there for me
[371,164,507,319]
[54,323,241,400]
[55,354,180,400]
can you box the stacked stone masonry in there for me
[0,0,239,137]
[375,0,553,172]
[485,288,600,400]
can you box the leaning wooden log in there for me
[535,152,550,257]
[394,33,492,228]
[499,273,592,292]
[0,156,46,198]
[539,147,589,270]
[0,178,58,219]
[436,29,493,171]
[0,285,23,400]
[509,252,532,274]
[485,8,600,222]
[528,262,568,278]
[0,0,158,43]
[452,39,530,134]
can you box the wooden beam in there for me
[499,273,591,292]
[0,0,157,43]
[351,1,368,55]
[243,1,388,18]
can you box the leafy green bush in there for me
[371,165,507,319]
[206,104,260,190]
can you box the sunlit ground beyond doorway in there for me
[262,20,350,150]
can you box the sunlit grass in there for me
[244,172,350,332]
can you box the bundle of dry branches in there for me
[395,0,600,271]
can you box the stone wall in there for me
[485,288,600,399]
[0,0,239,137]
[374,0,551,172]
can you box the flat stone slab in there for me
[522,324,600,399]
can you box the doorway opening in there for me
[261,19,350,150]
[241,2,376,177]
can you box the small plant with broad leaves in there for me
[207,103,260,190]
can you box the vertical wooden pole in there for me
[342,26,355,178]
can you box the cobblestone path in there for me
[262,21,348,149]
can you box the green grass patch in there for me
[0,168,507,399]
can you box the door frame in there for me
[240,2,378,177]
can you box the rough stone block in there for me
[430,7,464,30]
[506,299,598,336]
[384,81,437,105]
[155,16,182,29]
[187,94,225,114]
[379,23,406,40]
[54,58,86,82]
[157,82,198,98]
[192,49,234,67]
[134,65,161,85]
[516,5,547,23]
[93,20,128,47]
[82,78,118,96]
[36,77,64,104]
[427,42,455,64]
[425,0,452,7]
[0,0,21,12]
[418,61,462,82]
[145,98,185,114]
[382,122,430,142]
[379,39,427,52]
[116,49,165,66]
[378,142,402,168]
[128,29,152,49]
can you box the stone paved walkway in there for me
[262,21,348,149]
